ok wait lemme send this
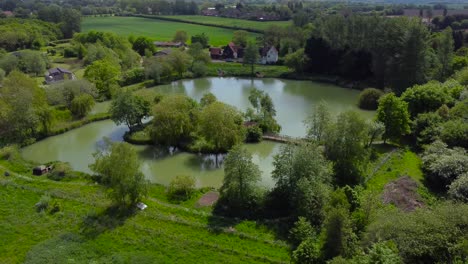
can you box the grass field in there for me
[0,157,291,263]
[82,16,259,47]
[158,15,291,31]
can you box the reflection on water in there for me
[23,77,373,188]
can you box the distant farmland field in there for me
[158,15,291,31]
[82,16,259,46]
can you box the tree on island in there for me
[110,90,150,132]
[199,101,246,158]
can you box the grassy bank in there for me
[0,157,291,263]
[82,16,258,47]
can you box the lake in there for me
[22,77,373,188]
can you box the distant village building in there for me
[223,42,244,59]
[209,47,223,60]
[154,49,172,57]
[259,46,278,65]
[2,11,14,17]
[154,41,185,48]
[45,68,76,84]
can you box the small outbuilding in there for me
[45,68,76,84]
[32,165,53,176]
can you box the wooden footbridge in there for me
[262,133,305,144]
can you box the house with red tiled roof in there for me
[223,42,244,59]
[209,47,223,60]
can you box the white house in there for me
[260,46,278,65]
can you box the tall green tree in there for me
[243,41,259,76]
[232,30,249,47]
[220,145,261,210]
[390,19,431,94]
[305,102,331,142]
[90,141,148,208]
[272,143,332,225]
[284,48,307,74]
[173,30,188,43]
[132,36,155,56]
[376,93,411,143]
[199,101,245,154]
[70,93,95,118]
[435,27,454,80]
[110,90,150,131]
[324,111,370,186]
[151,94,198,147]
[84,59,121,99]
[0,71,47,142]
[167,49,192,78]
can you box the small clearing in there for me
[197,191,219,207]
[382,176,425,212]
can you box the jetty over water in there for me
[262,133,304,144]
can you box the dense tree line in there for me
[0,19,62,51]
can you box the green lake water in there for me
[22,77,373,188]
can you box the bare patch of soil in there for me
[382,176,425,212]
[196,191,219,207]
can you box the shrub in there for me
[289,217,315,248]
[440,119,468,148]
[358,88,384,110]
[63,47,77,58]
[121,68,145,86]
[246,125,263,143]
[422,141,468,190]
[0,145,20,160]
[70,94,95,118]
[292,238,321,264]
[192,61,207,77]
[168,175,196,201]
[35,194,51,212]
[47,162,72,181]
[448,173,468,202]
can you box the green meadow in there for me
[82,16,259,47]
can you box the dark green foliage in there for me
[364,202,468,263]
[110,90,150,131]
[292,238,321,264]
[121,68,145,86]
[199,92,216,107]
[246,125,263,143]
[448,173,468,202]
[412,112,443,147]
[376,93,411,143]
[246,88,281,134]
[0,18,62,51]
[422,141,468,191]
[289,217,315,248]
[243,41,259,76]
[440,119,468,148]
[358,88,384,110]
[132,36,155,56]
[70,94,95,118]
[401,81,455,117]
[191,33,209,48]
[324,111,369,186]
[151,94,198,147]
[90,141,148,208]
[272,143,332,226]
[219,145,261,214]
[323,206,357,260]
